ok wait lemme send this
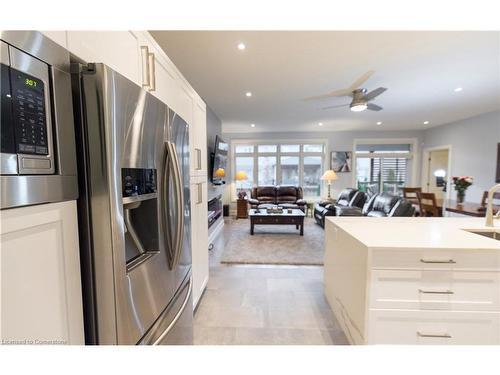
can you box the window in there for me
[258,145,277,153]
[281,144,300,153]
[354,141,413,196]
[258,156,277,185]
[232,141,325,198]
[235,156,254,190]
[303,156,322,197]
[235,145,254,153]
[280,156,299,185]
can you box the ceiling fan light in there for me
[350,103,367,112]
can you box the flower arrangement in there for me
[452,176,473,203]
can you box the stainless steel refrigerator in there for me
[71,63,193,345]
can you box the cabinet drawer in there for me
[368,309,500,344]
[370,269,500,311]
[371,248,500,271]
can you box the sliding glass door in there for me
[355,142,413,196]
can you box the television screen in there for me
[211,136,228,184]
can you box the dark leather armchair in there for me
[336,192,415,217]
[248,185,306,211]
[313,188,366,227]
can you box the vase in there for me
[457,190,465,204]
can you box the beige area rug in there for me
[220,218,325,266]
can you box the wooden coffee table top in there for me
[249,208,305,217]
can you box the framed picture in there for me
[331,151,352,173]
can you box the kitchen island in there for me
[324,216,500,345]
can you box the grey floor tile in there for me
[192,218,349,345]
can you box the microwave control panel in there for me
[10,68,48,155]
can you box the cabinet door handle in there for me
[140,46,150,88]
[148,52,156,91]
[195,148,202,170]
[417,332,452,339]
[197,182,203,204]
[418,289,454,295]
[420,259,456,264]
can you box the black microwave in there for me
[1,41,55,174]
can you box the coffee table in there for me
[249,208,305,235]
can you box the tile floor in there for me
[193,218,349,345]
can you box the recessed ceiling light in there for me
[423,121,429,125]
[454,87,463,92]
[245,92,252,97]
[250,123,255,128]
[376,121,382,125]
[318,122,323,126]
[237,43,246,50]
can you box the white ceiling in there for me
[150,31,500,133]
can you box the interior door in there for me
[427,149,449,200]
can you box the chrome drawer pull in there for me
[420,259,456,264]
[417,332,452,339]
[418,289,454,295]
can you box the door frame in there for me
[421,144,452,200]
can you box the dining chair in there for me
[403,187,422,216]
[416,191,441,217]
[403,187,422,203]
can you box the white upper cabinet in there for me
[63,30,208,178]
[191,97,208,177]
[67,31,141,85]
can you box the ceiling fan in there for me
[304,70,387,112]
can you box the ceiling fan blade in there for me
[365,87,387,101]
[349,70,375,90]
[322,103,350,110]
[303,88,352,101]
[367,103,383,111]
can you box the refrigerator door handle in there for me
[152,275,192,345]
[169,142,184,269]
[162,141,174,267]
[162,141,184,269]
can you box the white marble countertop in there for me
[326,216,500,250]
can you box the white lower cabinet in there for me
[190,176,209,308]
[324,220,500,345]
[0,201,84,344]
[368,309,500,345]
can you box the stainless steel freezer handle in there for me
[162,141,184,269]
[152,275,192,345]
[169,142,184,269]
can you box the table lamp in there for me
[321,170,338,200]
[215,168,225,178]
[235,171,248,199]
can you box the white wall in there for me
[221,129,424,202]
[422,110,500,203]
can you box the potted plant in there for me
[452,176,473,204]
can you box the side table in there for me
[236,199,248,219]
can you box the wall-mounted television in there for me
[211,136,228,185]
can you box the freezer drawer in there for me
[139,271,193,345]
